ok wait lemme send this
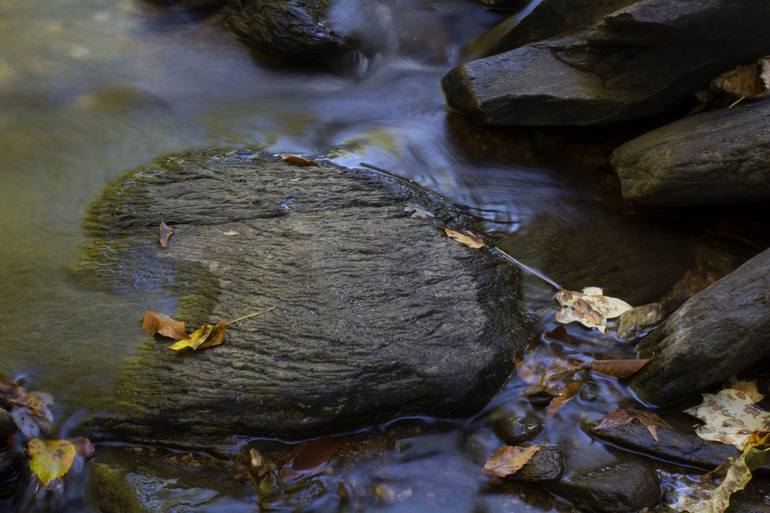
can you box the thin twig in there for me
[728,96,746,109]
[226,306,277,325]
[489,247,562,290]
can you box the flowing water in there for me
[1,1,768,512]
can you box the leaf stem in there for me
[226,306,277,325]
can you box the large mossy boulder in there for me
[631,248,770,406]
[443,0,770,126]
[78,150,526,440]
[611,101,770,207]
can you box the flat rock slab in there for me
[612,101,770,207]
[78,150,525,439]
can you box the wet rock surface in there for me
[513,445,563,483]
[589,416,737,468]
[493,413,542,445]
[224,0,361,61]
[78,150,526,439]
[612,101,770,207]
[631,248,770,406]
[443,0,770,126]
[547,462,660,513]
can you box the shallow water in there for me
[0,1,767,512]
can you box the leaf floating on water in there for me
[482,445,542,478]
[546,379,584,416]
[595,409,672,442]
[141,309,186,340]
[28,438,76,486]
[554,287,633,333]
[684,382,770,449]
[159,221,174,249]
[0,378,55,438]
[443,228,485,249]
[589,359,651,379]
[280,154,317,167]
[404,203,434,219]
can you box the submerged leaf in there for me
[280,154,317,167]
[443,228,485,249]
[141,309,186,340]
[554,288,633,333]
[546,379,584,416]
[159,221,174,249]
[169,321,225,352]
[0,379,54,438]
[28,439,76,486]
[685,382,770,449]
[595,409,672,442]
[482,445,541,478]
[589,359,651,379]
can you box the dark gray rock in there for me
[494,413,542,445]
[0,448,25,500]
[631,248,770,406]
[482,0,636,56]
[513,445,563,482]
[611,101,770,207]
[78,150,526,440]
[475,0,529,11]
[589,415,736,469]
[141,0,226,12]
[728,478,770,513]
[443,0,770,126]
[0,409,15,439]
[224,0,373,62]
[547,462,660,513]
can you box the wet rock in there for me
[612,101,770,207]
[0,448,25,501]
[728,478,770,513]
[513,445,563,482]
[547,462,660,513]
[475,0,529,11]
[88,463,147,513]
[482,0,636,56]
[443,0,770,126]
[141,0,226,13]
[78,150,526,439]
[0,409,15,439]
[617,303,664,340]
[631,248,770,406]
[589,416,736,468]
[493,414,542,445]
[224,0,368,62]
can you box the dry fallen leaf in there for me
[141,309,186,340]
[589,359,651,379]
[729,377,765,403]
[0,378,54,438]
[169,321,226,352]
[280,154,317,167]
[685,382,770,449]
[159,221,174,249]
[482,445,542,478]
[443,228,485,249]
[711,57,770,100]
[28,439,76,486]
[554,287,633,333]
[595,409,672,442]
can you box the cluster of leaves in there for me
[1,377,94,489]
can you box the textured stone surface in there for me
[78,150,526,439]
[547,462,660,513]
[631,248,770,406]
[612,102,770,207]
[443,0,770,126]
[513,445,563,482]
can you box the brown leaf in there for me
[141,309,186,340]
[280,154,317,167]
[554,287,632,333]
[0,379,54,438]
[589,359,651,379]
[595,409,672,442]
[482,445,542,478]
[443,228,485,249]
[546,379,584,416]
[280,438,343,484]
[159,221,174,249]
[712,63,766,98]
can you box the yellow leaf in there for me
[28,439,76,485]
[197,321,227,350]
[443,228,485,249]
[169,323,217,351]
[482,445,541,478]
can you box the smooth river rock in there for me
[631,248,770,406]
[443,0,770,125]
[77,150,526,439]
[611,101,770,207]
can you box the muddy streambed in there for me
[1,1,769,512]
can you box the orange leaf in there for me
[482,445,542,478]
[547,380,584,416]
[589,359,651,379]
[595,409,672,442]
[159,221,174,249]
[141,309,186,340]
[280,154,317,167]
[443,228,485,249]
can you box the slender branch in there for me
[226,306,277,325]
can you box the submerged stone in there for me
[78,150,526,439]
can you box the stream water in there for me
[1,1,768,512]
